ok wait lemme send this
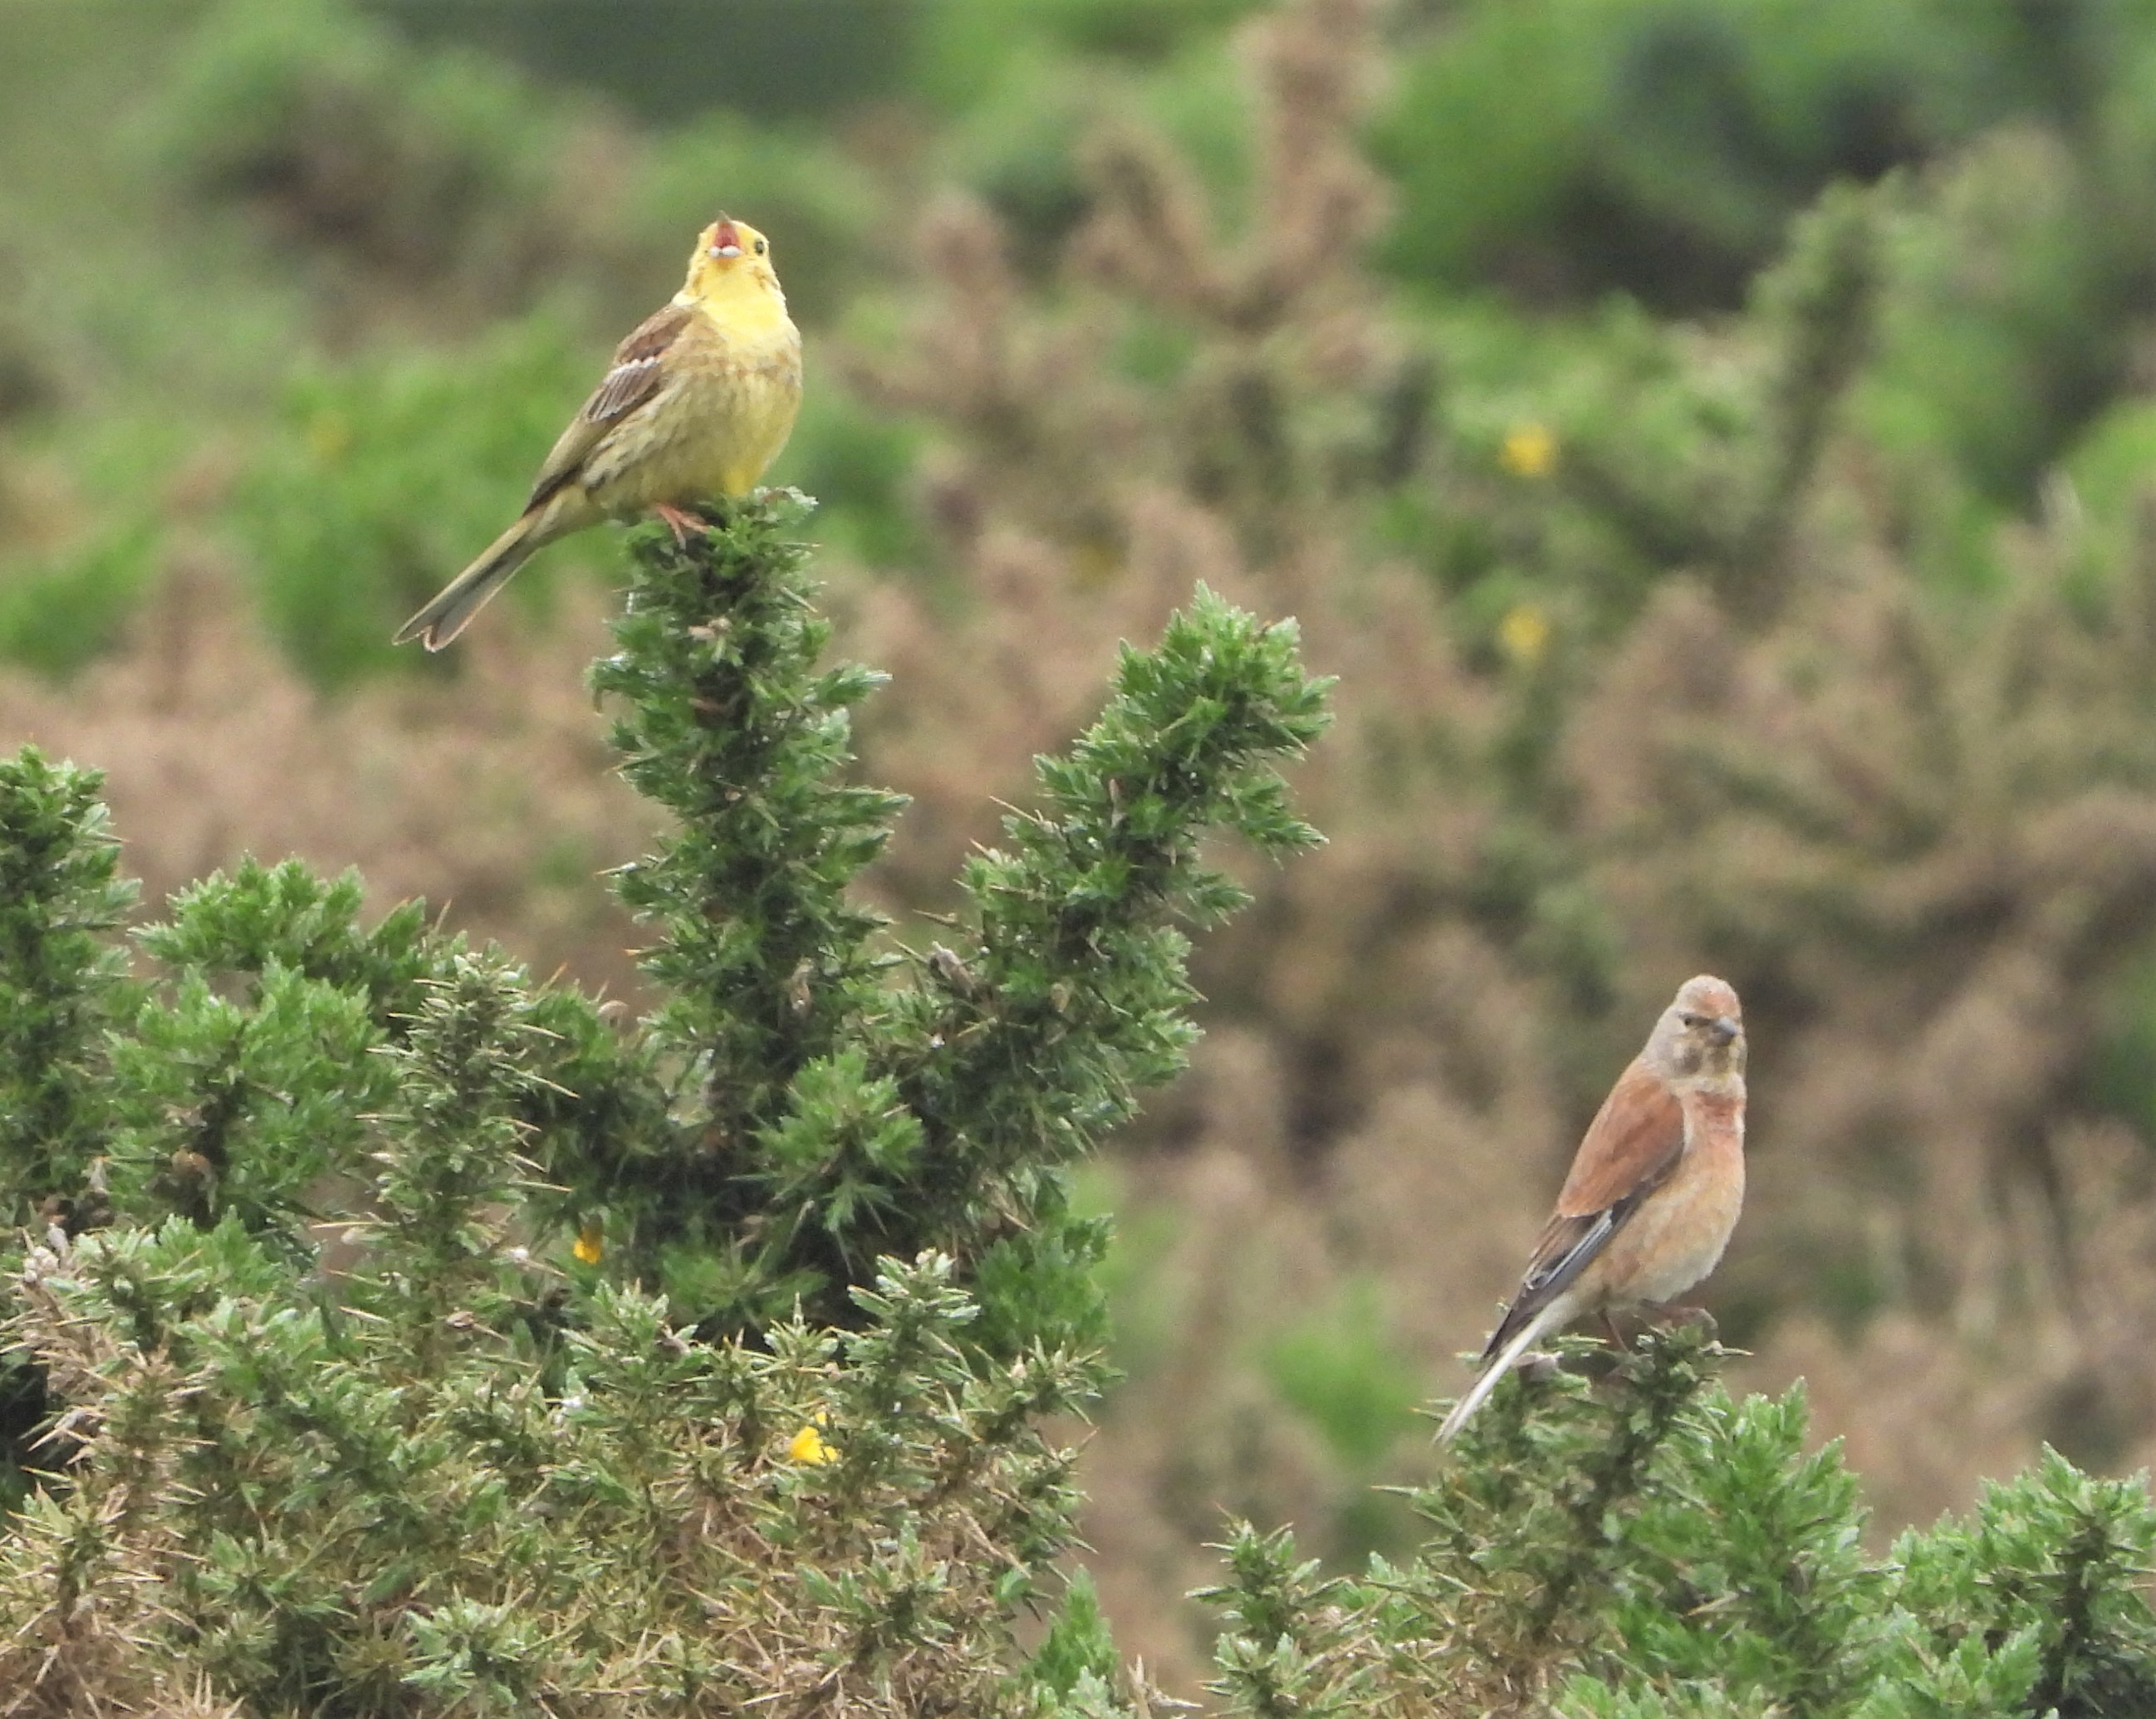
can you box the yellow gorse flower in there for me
[787,1423,837,1465]
[1498,604,1551,666]
[1499,421,1557,478]
[306,412,351,465]
[572,1222,605,1266]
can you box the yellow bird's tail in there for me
[394,512,548,651]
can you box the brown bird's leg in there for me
[1655,1302,1718,1340]
[652,502,703,546]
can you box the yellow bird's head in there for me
[683,215,785,310]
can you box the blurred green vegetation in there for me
[370,0,916,124]
[14,0,2156,683]
[0,521,162,680]
[232,316,600,685]
[1262,1278,1422,1562]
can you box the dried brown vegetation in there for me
[0,561,654,1002]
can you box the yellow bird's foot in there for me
[652,502,706,547]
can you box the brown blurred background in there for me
[12,0,2156,1689]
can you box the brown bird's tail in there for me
[394,512,547,650]
[1433,1300,1563,1447]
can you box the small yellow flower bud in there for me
[1498,422,1557,478]
[306,412,351,465]
[1498,604,1551,666]
[572,1222,605,1266]
[787,1423,836,1465]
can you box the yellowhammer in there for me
[394,215,802,650]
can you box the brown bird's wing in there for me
[524,303,694,512]
[1478,1061,1686,1360]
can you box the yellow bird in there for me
[395,215,802,650]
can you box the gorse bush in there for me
[8,497,2156,1719]
[1204,1330,2156,1717]
[0,494,1330,1713]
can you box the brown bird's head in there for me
[683,214,785,307]
[1644,974,1745,1087]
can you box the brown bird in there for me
[395,214,802,650]
[1434,974,1747,1446]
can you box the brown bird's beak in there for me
[1708,1016,1740,1046]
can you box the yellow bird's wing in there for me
[525,302,696,512]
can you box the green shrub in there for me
[1203,1330,2156,1717]
[1371,0,2064,309]
[914,0,1262,115]
[146,0,568,294]
[7,477,2156,1719]
[0,493,1330,1713]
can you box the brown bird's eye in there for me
[754,238,767,255]
[1679,1011,1704,1028]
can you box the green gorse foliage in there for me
[0,750,135,1219]
[576,492,1328,1349]
[5,495,2156,1717]
[1197,1330,2156,1717]
[0,495,1328,1716]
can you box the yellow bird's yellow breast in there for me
[585,306,802,512]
